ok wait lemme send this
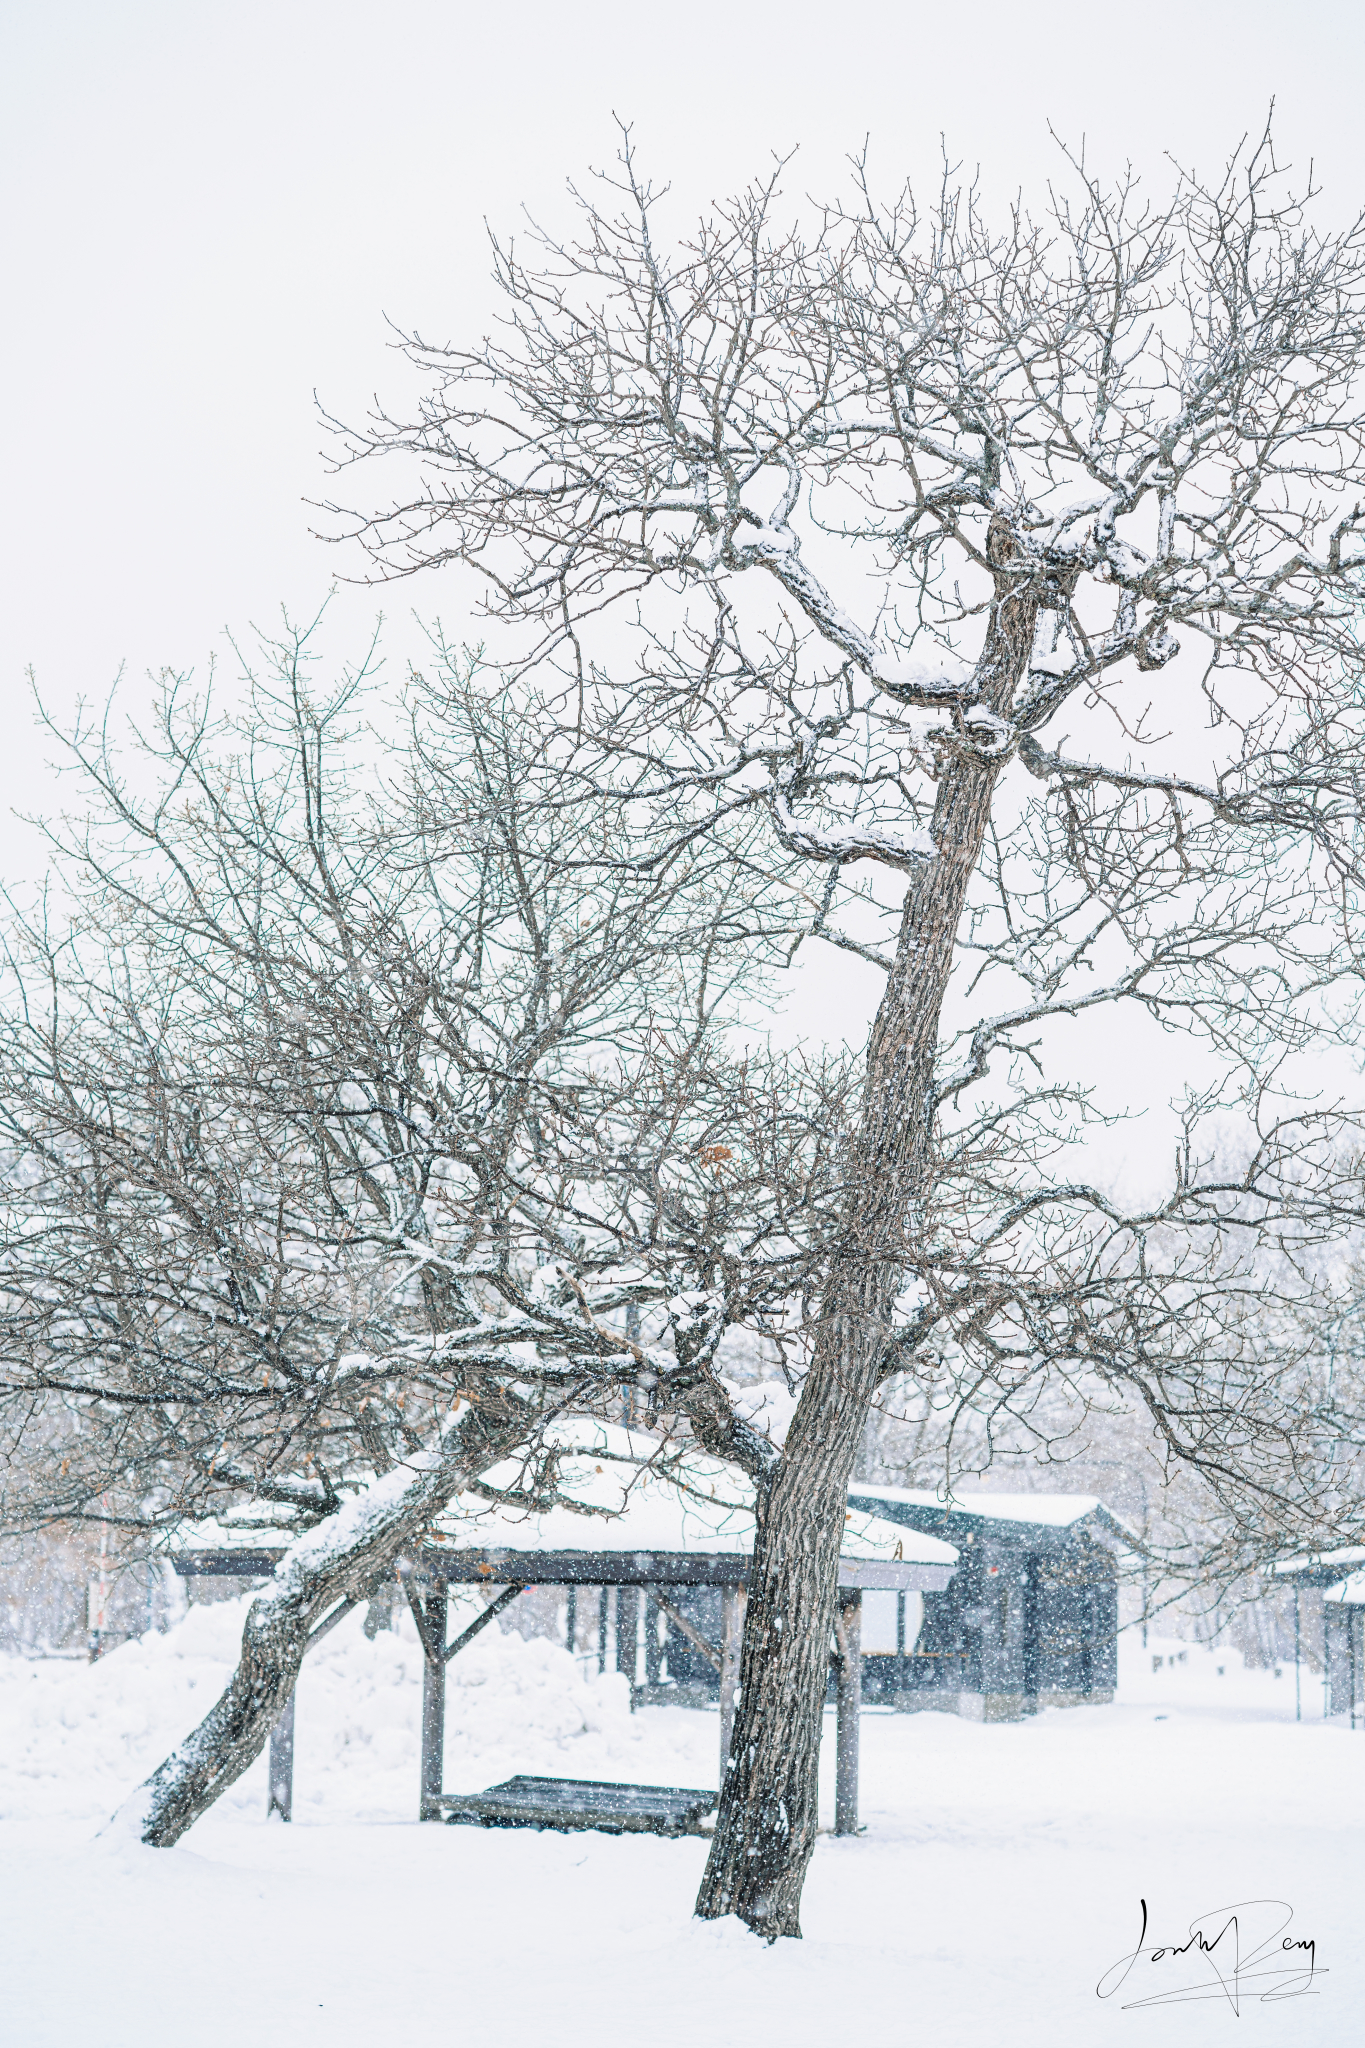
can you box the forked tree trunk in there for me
[108,1409,519,1847]
[696,567,1036,1937]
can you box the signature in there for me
[1097,1899,1321,2013]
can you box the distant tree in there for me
[320,127,1365,1934]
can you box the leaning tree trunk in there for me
[696,562,1037,1937]
[106,1405,522,1847]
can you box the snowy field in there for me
[1,1602,1358,2047]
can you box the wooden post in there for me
[644,1596,663,1687]
[565,1585,577,1654]
[719,1585,747,1787]
[1351,1609,1359,1733]
[834,1587,862,1836]
[267,1689,295,1822]
[419,1590,447,1821]
[598,1585,609,1674]
[617,1585,640,1704]
[896,1590,907,1707]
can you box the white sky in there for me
[5,0,1364,1195]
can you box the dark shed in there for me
[846,1487,1134,1722]
[1271,1549,1365,1723]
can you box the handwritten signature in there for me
[1097,1899,1321,2013]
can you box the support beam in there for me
[644,1596,663,1686]
[834,1587,862,1837]
[419,1590,447,1821]
[896,1590,907,1709]
[307,1594,360,1648]
[1351,1609,1359,1733]
[401,1576,444,1665]
[443,1582,523,1663]
[172,1546,951,1594]
[617,1584,640,1696]
[267,1690,295,1822]
[719,1585,747,1789]
[646,1587,722,1672]
[264,1595,359,1823]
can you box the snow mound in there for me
[0,1600,251,1824]
[0,1593,698,1830]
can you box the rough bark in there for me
[107,1405,522,1847]
[696,568,1037,1936]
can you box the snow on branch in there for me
[768,786,936,871]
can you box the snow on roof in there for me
[432,1423,957,1569]
[168,1506,306,1552]
[1271,1546,1365,1577]
[848,1481,1134,1537]
[171,1422,958,1572]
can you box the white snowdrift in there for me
[0,1594,714,1829]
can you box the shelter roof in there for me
[424,1425,955,1586]
[172,1423,958,1590]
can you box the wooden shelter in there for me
[173,1429,958,1835]
[845,1486,1132,1722]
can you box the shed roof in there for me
[1271,1546,1365,1585]
[846,1482,1136,1549]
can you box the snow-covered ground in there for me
[2,1602,1358,2046]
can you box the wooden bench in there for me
[437,1774,718,1836]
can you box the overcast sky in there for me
[5,0,1364,1185]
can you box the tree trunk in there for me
[106,1407,520,1847]
[696,567,1036,1937]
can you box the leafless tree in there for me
[0,618,845,1840]
[316,125,1365,1934]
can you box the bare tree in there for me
[0,619,843,1840]
[318,127,1365,1934]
